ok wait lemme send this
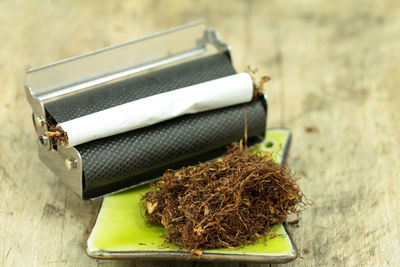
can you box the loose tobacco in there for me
[43,124,68,147]
[142,143,305,255]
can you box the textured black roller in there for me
[44,53,267,199]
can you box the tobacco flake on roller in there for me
[43,125,68,147]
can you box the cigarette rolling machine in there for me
[25,22,268,199]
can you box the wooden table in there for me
[1,1,399,266]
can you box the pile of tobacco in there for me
[142,144,304,255]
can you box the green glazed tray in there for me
[87,128,296,263]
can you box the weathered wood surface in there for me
[1,0,399,266]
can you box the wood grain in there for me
[1,0,399,266]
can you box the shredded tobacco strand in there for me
[142,144,305,255]
[244,68,271,99]
[43,124,68,146]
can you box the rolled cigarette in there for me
[58,72,254,147]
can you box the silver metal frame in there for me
[24,21,231,198]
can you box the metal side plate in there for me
[86,128,296,264]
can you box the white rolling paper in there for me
[59,72,254,147]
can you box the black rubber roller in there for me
[44,53,267,199]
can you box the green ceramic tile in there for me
[87,128,296,263]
